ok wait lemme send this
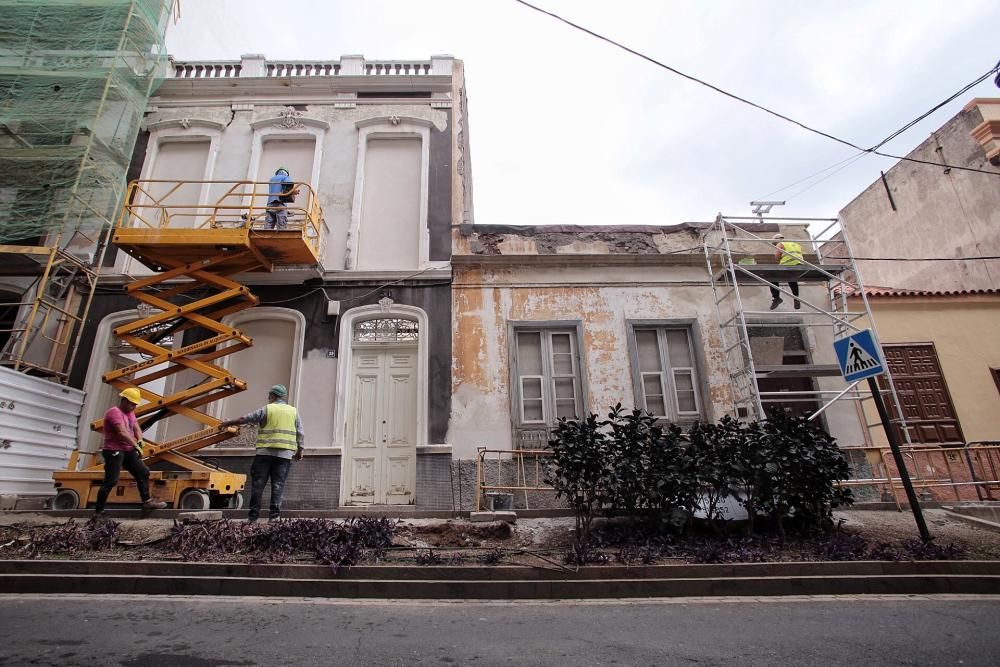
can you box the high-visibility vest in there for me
[256,403,299,451]
[778,241,804,266]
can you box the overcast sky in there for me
[165,0,999,226]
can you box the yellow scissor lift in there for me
[52,180,324,510]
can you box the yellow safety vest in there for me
[778,241,804,266]
[256,403,299,451]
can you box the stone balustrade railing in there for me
[169,54,453,79]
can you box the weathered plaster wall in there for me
[74,282,451,452]
[852,294,1000,445]
[138,102,452,273]
[449,262,863,458]
[449,220,865,458]
[450,261,727,460]
[839,103,1000,292]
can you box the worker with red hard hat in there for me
[94,388,167,515]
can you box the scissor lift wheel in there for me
[53,489,80,510]
[178,489,211,510]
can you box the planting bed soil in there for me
[1,510,998,570]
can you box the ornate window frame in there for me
[247,111,329,197]
[347,116,433,270]
[214,307,306,415]
[79,309,178,453]
[116,118,224,275]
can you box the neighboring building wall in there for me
[851,291,1000,446]
[839,99,1000,292]
[449,224,864,471]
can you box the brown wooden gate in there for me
[879,343,964,445]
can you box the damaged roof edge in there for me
[456,222,781,235]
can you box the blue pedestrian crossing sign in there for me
[834,329,885,382]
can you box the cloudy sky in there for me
[165,0,999,226]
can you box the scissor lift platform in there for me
[113,227,321,272]
[53,180,324,511]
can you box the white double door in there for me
[344,345,417,505]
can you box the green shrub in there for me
[545,405,854,542]
[544,411,614,543]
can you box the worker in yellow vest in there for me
[221,384,304,522]
[770,233,803,310]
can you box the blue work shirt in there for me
[268,172,292,201]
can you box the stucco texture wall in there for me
[839,104,1000,292]
[856,294,1000,445]
[449,263,736,460]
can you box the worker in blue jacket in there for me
[264,168,299,229]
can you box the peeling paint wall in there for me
[449,262,736,460]
[449,224,864,461]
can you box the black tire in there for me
[53,489,80,510]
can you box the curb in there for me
[942,510,1000,534]
[2,560,998,599]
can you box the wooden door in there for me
[879,344,963,445]
[345,347,417,504]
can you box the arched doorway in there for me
[336,305,427,506]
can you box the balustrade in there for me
[169,55,446,78]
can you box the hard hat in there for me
[269,384,288,398]
[275,167,289,175]
[119,388,143,405]
[772,233,784,240]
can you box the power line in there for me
[760,65,995,201]
[869,69,994,151]
[783,153,869,200]
[759,151,866,199]
[828,255,1000,261]
[513,0,1000,177]
[257,266,449,306]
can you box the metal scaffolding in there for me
[702,213,913,447]
[0,0,172,381]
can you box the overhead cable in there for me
[512,0,1000,177]
[760,67,991,200]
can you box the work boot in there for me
[794,300,801,310]
[769,298,782,311]
[142,498,167,510]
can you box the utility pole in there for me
[867,376,932,542]
[835,329,931,542]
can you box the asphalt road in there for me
[1,595,998,666]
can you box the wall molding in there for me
[332,304,430,504]
[347,118,431,271]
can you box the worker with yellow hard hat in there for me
[94,388,167,515]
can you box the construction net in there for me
[0,0,172,245]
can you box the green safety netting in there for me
[0,0,171,244]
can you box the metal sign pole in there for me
[867,376,932,542]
